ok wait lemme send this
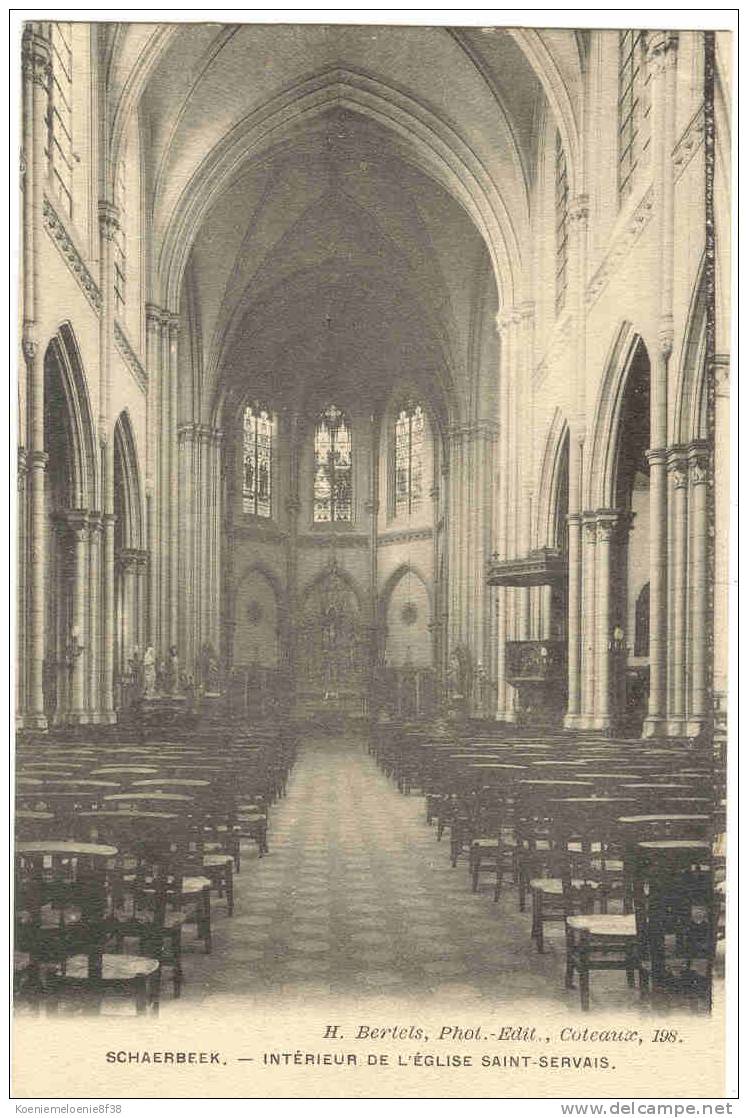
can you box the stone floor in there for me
[169,734,722,1015]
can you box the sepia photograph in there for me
[11,11,734,1101]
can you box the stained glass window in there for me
[313,405,352,523]
[394,402,425,515]
[242,404,273,517]
[618,30,651,201]
[554,130,569,317]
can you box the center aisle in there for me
[183,735,566,1006]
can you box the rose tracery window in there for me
[394,402,425,515]
[313,405,352,523]
[242,404,273,517]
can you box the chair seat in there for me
[182,875,212,893]
[61,953,160,980]
[203,854,232,868]
[566,913,637,937]
[529,877,601,895]
[114,909,186,930]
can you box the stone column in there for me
[644,31,678,737]
[565,192,589,730]
[712,357,729,722]
[494,309,518,720]
[594,511,619,731]
[68,512,89,722]
[16,453,28,725]
[580,514,597,727]
[168,315,180,649]
[87,515,102,719]
[158,309,170,654]
[145,303,162,650]
[211,430,224,655]
[687,441,710,732]
[667,449,689,733]
[21,28,51,729]
[98,199,119,724]
[177,423,195,670]
[564,433,584,729]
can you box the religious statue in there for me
[143,645,156,697]
[166,645,180,695]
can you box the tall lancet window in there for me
[618,30,651,200]
[554,130,569,316]
[313,404,352,523]
[242,404,273,517]
[394,402,425,515]
[48,22,74,218]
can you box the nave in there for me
[15,717,725,1018]
[181,735,568,1008]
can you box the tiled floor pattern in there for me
[178,734,681,1012]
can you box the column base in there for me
[683,718,709,738]
[22,712,48,731]
[494,710,518,723]
[666,717,687,737]
[68,710,94,725]
[642,716,670,739]
[98,710,118,725]
[563,712,585,730]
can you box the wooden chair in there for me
[632,840,716,1012]
[15,844,160,1015]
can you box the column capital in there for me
[21,328,37,364]
[28,450,48,470]
[688,441,711,486]
[98,200,121,241]
[645,446,668,468]
[712,353,730,397]
[667,446,690,488]
[595,509,624,543]
[582,512,598,544]
[568,194,590,227]
[21,28,51,89]
[646,30,679,74]
[167,313,181,337]
[177,422,199,444]
[495,307,521,335]
[657,321,675,359]
[145,303,166,331]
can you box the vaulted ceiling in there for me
[106,23,582,423]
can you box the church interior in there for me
[15,23,729,1020]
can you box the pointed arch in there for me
[158,68,520,313]
[301,561,366,614]
[44,322,99,510]
[673,256,708,445]
[378,562,433,622]
[113,409,144,549]
[534,409,570,548]
[585,322,650,509]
